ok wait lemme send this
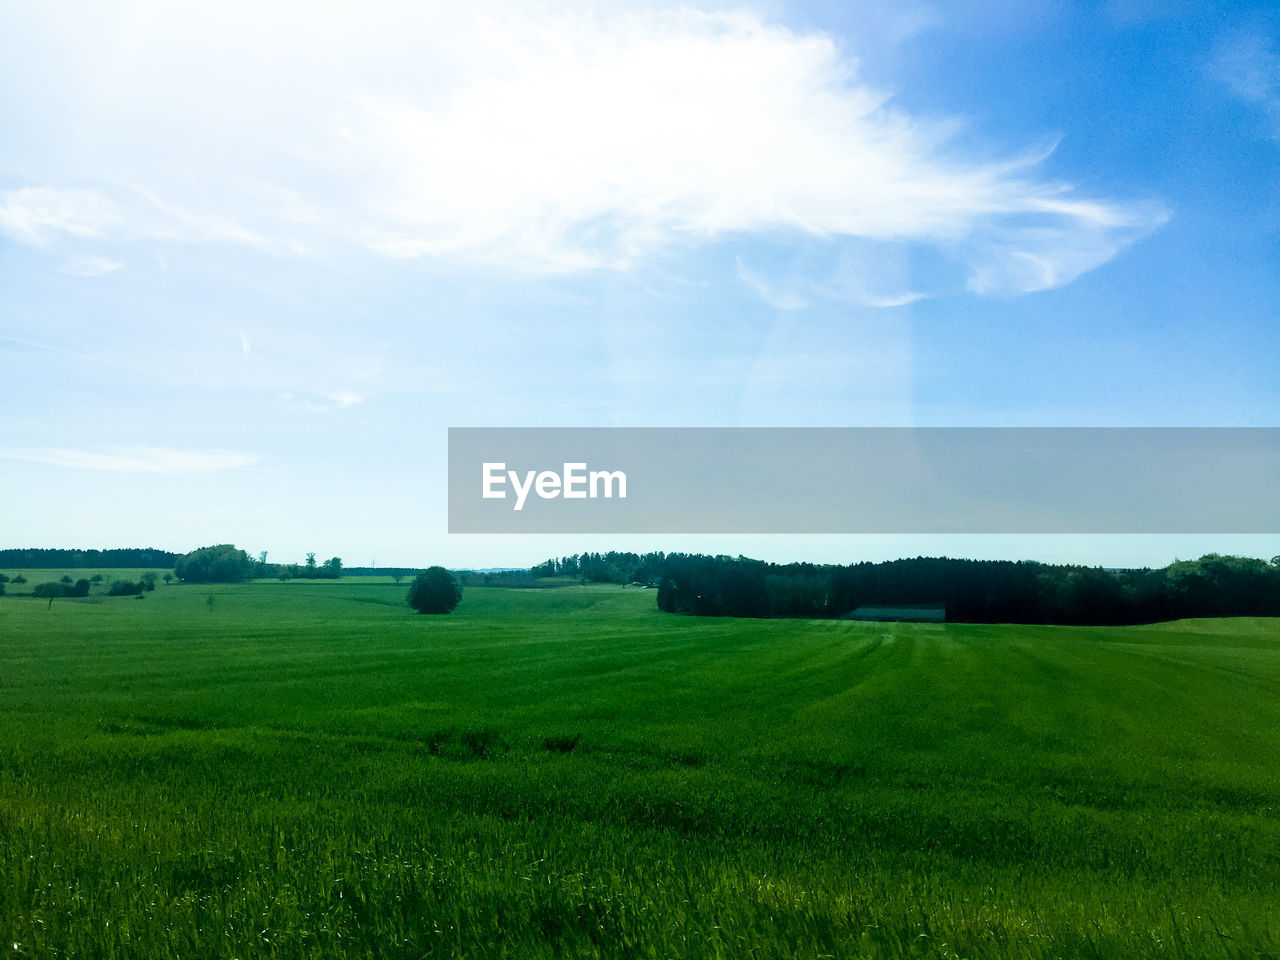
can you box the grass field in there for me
[1,580,1277,958]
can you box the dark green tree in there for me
[174,545,254,583]
[33,581,64,607]
[407,567,462,614]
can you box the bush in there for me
[32,582,64,598]
[107,580,144,597]
[407,567,462,614]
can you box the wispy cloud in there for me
[735,258,808,310]
[299,391,363,413]
[0,446,258,473]
[0,3,1167,297]
[0,334,149,375]
[0,187,119,247]
[857,290,929,308]
[737,241,933,310]
[965,196,1170,295]
[59,256,124,277]
[1209,30,1280,140]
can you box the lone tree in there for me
[407,567,462,614]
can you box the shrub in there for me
[107,580,144,597]
[407,567,462,614]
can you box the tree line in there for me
[173,545,343,583]
[531,551,667,585]
[642,553,1280,625]
[0,547,180,569]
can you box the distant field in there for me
[1,582,1277,958]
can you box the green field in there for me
[1,581,1277,959]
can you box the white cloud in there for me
[965,197,1170,295]
[0,187,119,247]
[858,290,929,308]
[335,10,1167,288]
[1209,31,1280,140]
[736,255,927,309]
[0,334,149,375]
[0,446,258,473]
[59,256,124,277]
[0,2,1167,296]
[735,258,808,310]
[302,391,363,412]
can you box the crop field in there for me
[1,580,1278,959]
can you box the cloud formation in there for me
[1210,30,1280,140]
[0,446,258,473]
[303,391,364,413]
[59,256,124,277]
[0,187,119,247]
[0,2,1167,297]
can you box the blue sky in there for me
[2,0,1277,569]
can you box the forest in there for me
[533,551,1280,625]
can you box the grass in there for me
[0,580,1277,958]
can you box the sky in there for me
[1,0,1278,569]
